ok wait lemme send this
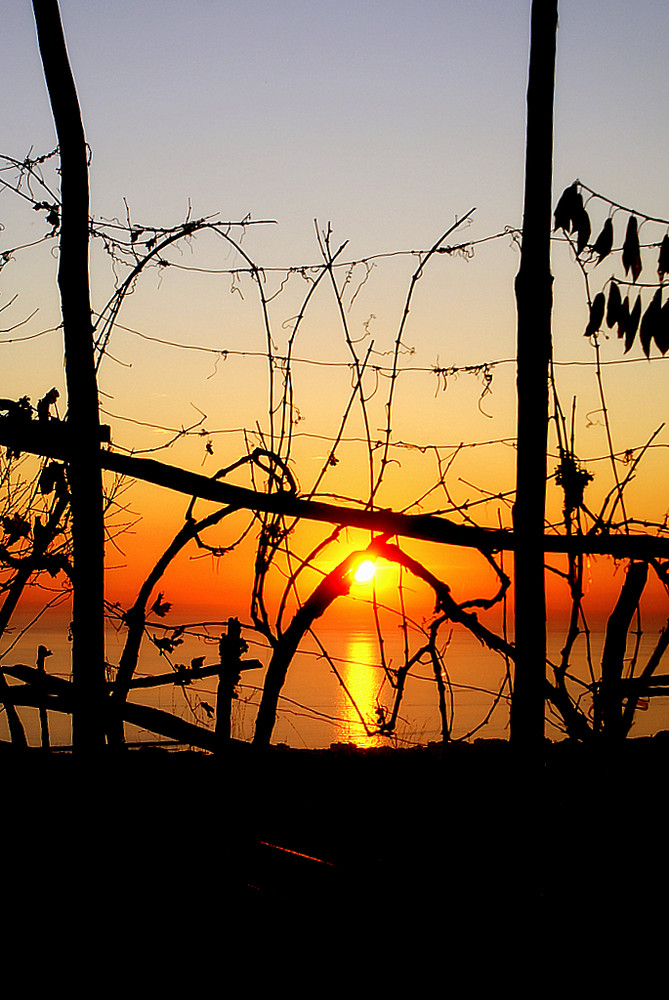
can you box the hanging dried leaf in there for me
[606,281,621,328]
[622,216,642,282]
[568,192,585,233]
[554,182,581,233]
[575,208,591,256]
[658,235,669,280]
[151,592,172,617]
[616,295,630,340]
[152,634,183,654]
[592,217,614,265]
[584,292,606,337]
[630,293,642,330]
[658,299,669,355]
[624,294,642,353]
[640,289,662,357]
[655,300,669,355]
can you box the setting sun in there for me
[353,560,376,585]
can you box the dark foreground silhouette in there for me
[4,735,667,926]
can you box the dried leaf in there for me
[151,592,172,617]
[568,191,585,233]
[656,298,669,355]
[606,281,621,328]
[554,182,581,233]
[658,299,669,355]
[592,217,614,265]
[624,294,642,353]
[640,289,662,357]
[584,292,606,337]
[575,208,591,256]
[616,295,630,340]
[153,635,183,654]
[622,216,642,282]
[658,235,669,280]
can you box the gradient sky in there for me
[2,0,669,619]
[1,1,666,247]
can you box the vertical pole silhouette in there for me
[0,670,28,748]
[32,0,106,749]
[216,618,245,751]
[37,644,52,749]
[511,0,558,747]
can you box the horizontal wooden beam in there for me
[3,415,669,561]
[0,663,240,753]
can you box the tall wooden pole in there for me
[33,0,106,749]
[511,0,558,747]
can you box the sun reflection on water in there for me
[337,633,386,749]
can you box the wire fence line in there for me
[2,152,669,748]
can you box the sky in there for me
[2,0,669,624]
[0,1,665,247]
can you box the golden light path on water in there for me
[337,633,385,750]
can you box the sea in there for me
[2,615,669,749]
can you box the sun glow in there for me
[353,559,376,585]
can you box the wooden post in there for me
[37,645,52,749]
[511,0,558,748]
[0,670,28,748]
[32,0,106,749]
[216,618,246,750]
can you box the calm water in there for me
[2,616,669,748]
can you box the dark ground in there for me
[4,735,668,932]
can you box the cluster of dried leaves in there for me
[555,181,669,357]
